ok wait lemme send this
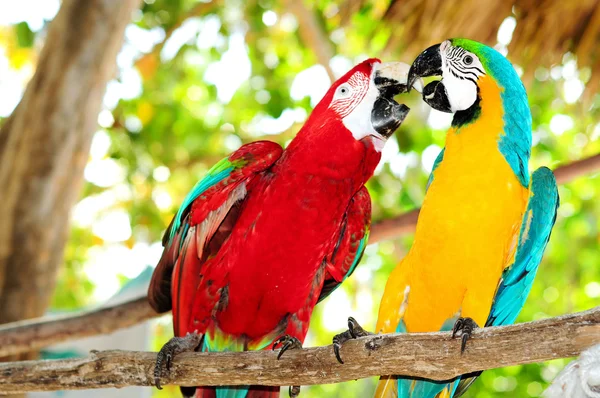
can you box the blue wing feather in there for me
[486,166,559,327]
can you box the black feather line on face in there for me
[445,46,485,81]
[453,65,481,79]
[449,69,464,80]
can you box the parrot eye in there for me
[335,83,352,99]
[463,55,473,65]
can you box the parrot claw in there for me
[289,385,301,398]
[272,335,303,398]
[272,334,303,360]
[332,317,373,364]
[153,333,202,390]
[451,317,479,353]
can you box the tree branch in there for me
[0,307,598,393]
[369,209,419,243]
[0,152,598,358]
[554,153,600,185]
[0,298,155,358]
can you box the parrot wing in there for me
[147,141,283,324]
[454,166,559,397]
[318,186,371,303]
[486,166,559,327]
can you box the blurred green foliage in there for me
[0,0,599,397]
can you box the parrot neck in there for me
[451,93,481,128]
[448,75,531,187]
[281,117,381,188]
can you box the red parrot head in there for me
[305,58,419,153]
[287,59,420,184]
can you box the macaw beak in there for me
[407,42,453,113]
[407,43,443,89]
[375,62,424,94]
[370,62,423,139]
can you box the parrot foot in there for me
[154,332,202,390]
[289,385,301,398]
[452,317,479,353]
[272,335,303,397]
[272,334,303,360]
[332,317,373,364]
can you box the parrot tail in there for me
[187,329,287,398]
[374,376,459,398]
[373,314,463,398]
[192,386,280,398]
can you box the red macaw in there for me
[148,59,417,398]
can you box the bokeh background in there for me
[1,0,599,397]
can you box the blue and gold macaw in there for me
[334,39,559,398]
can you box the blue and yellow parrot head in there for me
[407,38,526,115]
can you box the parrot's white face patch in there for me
[330,71,370,117]
[440,40,486,112]
[329,65,384,151]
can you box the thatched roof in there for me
[339,0,600,97]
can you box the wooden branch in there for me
[0,307,598,393]
[554,153,600,185]
[370,209,419,243]
[0,298,156,358]
[0,152,598,359]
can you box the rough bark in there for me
[0,0,141,356]
[0,306,598,393]
[0,151,598,358]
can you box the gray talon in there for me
[272,335,303,397]
[451,317,479,353]
[154,333,202,390]
[273,334,302,360]
[289,384,301,397]
[332,317,373,364]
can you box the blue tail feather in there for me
[395,318,459,398]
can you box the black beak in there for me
[407,43,442,91]
[371,62,412,138]
[421,80,452,113]
[371,98,409,138]
[408,43,453,113]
